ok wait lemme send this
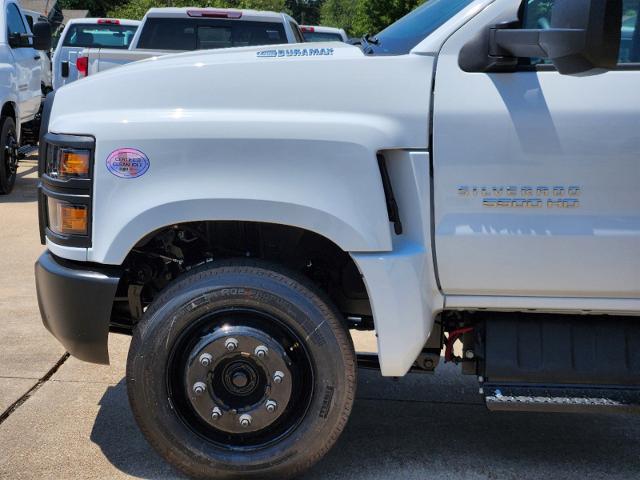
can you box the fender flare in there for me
[101,198,393,265]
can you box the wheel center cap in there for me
[232,371,249,388]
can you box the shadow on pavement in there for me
[90,367,640,480]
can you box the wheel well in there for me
[1,102,15,122]
[112,221,373,331]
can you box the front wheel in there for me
[127,260,356,479]
[0,117,18,195]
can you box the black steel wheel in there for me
[127,260,356,479]
[0,117,18,195]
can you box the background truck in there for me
[36,0,639,478]
[0,0,51,194]
[75,8,304,79]
[299,24,348,42]
[52,18,140,90]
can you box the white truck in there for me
[75,8,304,79]
[52,18,140,90]
[35,0,639,478]
[299,25,348,42]
[0,0,51,193]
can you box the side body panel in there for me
[353,151,443,375]
[85,48,166,76]
[433,0,640,299]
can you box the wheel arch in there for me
[1,101,19,137]
[99,198,393,266]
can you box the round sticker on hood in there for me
[106,148,150,178]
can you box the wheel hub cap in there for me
[184,325,293,434]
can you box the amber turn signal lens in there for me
[47,198,88,236]
[58,149,90,178]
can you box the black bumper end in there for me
[35,252,122,364]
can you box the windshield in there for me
[368,0,475,55]
[62,24,138,49]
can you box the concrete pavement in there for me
[2,160,640,479]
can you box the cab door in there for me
[432,0,640,298]
[6,2,41,121]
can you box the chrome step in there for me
[483,384,640,414]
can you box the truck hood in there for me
[50,40,434,150]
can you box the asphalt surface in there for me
[1,159,640,479]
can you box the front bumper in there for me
[35,251,121,364]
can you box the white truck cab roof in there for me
[141,7,295,23]
[63,17,141,27]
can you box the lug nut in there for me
[225,338,238,351]
[265,400,277,413]
[199,353,213,367]
[239,414,252,428]
[255,345,268,358]
[192,382,206,396]
[211,407,222,421]
[273,371,284,384]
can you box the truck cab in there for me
[35,0,640,477]
[52,18,140,90]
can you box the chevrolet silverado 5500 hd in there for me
[36,0,640,478]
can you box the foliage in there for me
[58,0,130,17]
[285,0,322,25]
[321,0,424,37]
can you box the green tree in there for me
[285,0,322,25]
[321,0,424,37]
[319,0,357,35]
[58,0,130,17]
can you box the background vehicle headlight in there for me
[47,198,88,235]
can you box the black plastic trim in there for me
[481,313,640,386]
[35,251,122,364]
[376,153,402,235]
[38,91,55,177]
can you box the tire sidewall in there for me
[0,117,16,194]
[127,266,355,478]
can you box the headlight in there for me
[39,132,95,247]
[47,197,88,236]
[47,148,91,179]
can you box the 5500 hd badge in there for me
[458,185,581,208]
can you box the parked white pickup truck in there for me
[52,18,140,89]
[36,0,639,478]
[76,8,304,79]
[0,0,51,193]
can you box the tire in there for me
[127,260,357,479]
[0,117,17,195]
